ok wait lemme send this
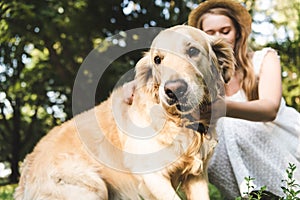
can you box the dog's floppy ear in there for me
[210,38,235,83]
[135,52,153,85]
[134,52,160,103]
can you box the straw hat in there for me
[188,0,252,35]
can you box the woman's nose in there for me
[214,32,220,37]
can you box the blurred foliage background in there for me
[0,0,299,190]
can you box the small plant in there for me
[235,176,267,200]
[253,185,268,200]
[280,163,300,200]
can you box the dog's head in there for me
[135,25,234,128]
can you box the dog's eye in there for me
[154,56,161,64]
[187,47,200,57]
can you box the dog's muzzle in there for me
[164,79,192,112]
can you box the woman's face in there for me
[201,13,237,48]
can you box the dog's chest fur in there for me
[119,86,216,180]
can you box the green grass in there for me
[209,183,223,199]
[0,183,222,200]
[1,164,298,200]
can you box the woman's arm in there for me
[226,50,282,122]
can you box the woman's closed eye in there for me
[205,27,231,36]
[205,30,215,35]
[220,28,230,35]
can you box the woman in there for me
[188,0,300,199]
[123,0,300,198]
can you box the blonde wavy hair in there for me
[191,8,258,100]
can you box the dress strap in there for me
[252,47,278,76]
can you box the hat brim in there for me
[188,0,251,33]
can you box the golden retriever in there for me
[14,25,234,200]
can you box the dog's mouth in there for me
[163,97,210,135]
[162,79,198,114]
[161,79,213,135]
[165,95,192,113]
[183,103,212,135]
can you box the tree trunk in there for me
[10,97,21,183]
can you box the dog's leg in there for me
[183,175,210,200]
[142,172,181,200]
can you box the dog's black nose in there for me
[164,79,187,102]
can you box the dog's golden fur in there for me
[14,25,234,200]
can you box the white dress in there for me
[208,48,300,199]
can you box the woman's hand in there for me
[191,95,226,125]
[123,80,136,105]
